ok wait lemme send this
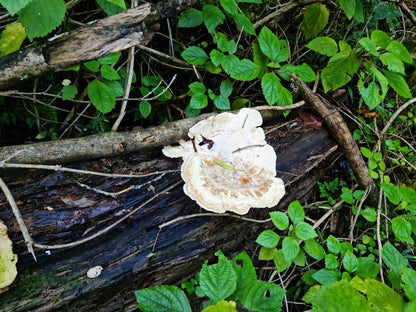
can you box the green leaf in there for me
[304,238,326,260]
[340,187,354,204]
[295,222,318,240]
[259,27,288,64]
[383,70,412,98]
[327,235,340,254]
[337,0,356,19]
[236,0,262,3]
[343,251,358,273]
[401,268,416,301]
[381,182,401,205]
[229,59,260,81]
[220,0,238,16]
[62,85,78,100]
[182,46,208,65]
[103,80,123,97]
[358,37,379,56]
[153,87,171,102]
[100,65,121,80]
[96,0,126,16]
[199,251,237,302]
[353,0,364,23]
[189,82,206,94]
[380,52,405,74]
[135,285,192,312]
[360,82,383,110]
[360,147,372,159]
[312,269,341,285]
[261,73,280,106]
[87,80,116,114]
[392,216,413,244]
[355,255,380,279]
[0,0,30,15]
[361,207,377,222]
[270,211,289,230]
[0,22,27,56]
[210,49,224,67]
[98,52,121,65]
[139,101,151,118]
[325,254,339,270]
[302,270,318,285]
[220,79,233,97]
[216,32,230,53]
[231,252,257,302]
[202,4,225,36]
[214,94,231,110]
[241,280,286,312]
[302,3,329,39]
[339,242,353,257]
[288,201,304,225]
[307,37,338,56]
[18,0,66,40]
[401,187,416,205]
[373,2,401,20]
[233,14,255,36]
[84,60,100,73]
[282,237,300,262]
[293,249,306,267]
[202,301,237,312]
[190,93,208,109]
[382,242,409,274]
[178,8,203,28]
[386,41,413,64]
[278,63,316,82]
[185,105,200,118]
[371,30,391,49]
[258,247,277,261]
[220,54,239,74]
[142,76,161,87]
[273,249,292,272]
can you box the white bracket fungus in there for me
[162,108,285,215]
[87,265,103,278]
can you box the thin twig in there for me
[348,185,371,242]
[254,100,305,111]
[376,184,385,284]
[0,178,37,261]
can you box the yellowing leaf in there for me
[202,301,237,312]
[0,22,27,56]
[215,159,243,171]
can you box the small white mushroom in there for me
[162,108,285,215]
[87,266,103,278]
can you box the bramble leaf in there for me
[190,93,208,109]
[327,235,340,254]
[202,301,237,312]
[202,4,225,36]
[288,201,304,224]
[98,52,121,65]
[380,52,405,74]
[383,70,412,98]
[189,82,206,94]
[304,238,326,260]
[256,230,280,248]
[96,0,126,16]
[302,3,329,39]
[282,237,300,262]
[231,252,257,302]
[312,269,341,285]
[182,46,208,65]
[213,94,230,110]
[0,0,29,15]
[307,37,338,56]
[178,8,203,28]
[101,65,121,80]
[62,85,78,101]
[343,251,358,273]
[233,14,255,35]
[0,22,27,56]
[386,41,412,64]
[261,73,280,106]
[382,242,409,274]
[371,30,391,49]
[259,27,288,64]
[87,80,116,114]
[229,59,260,81]
[295,222,318,240]
[241,281,286,312]
[358,37,379,56]
[220,0,238,16]
[337,0,356,19]
[220,79,233,97]
[270,211,289,230]
[135,285,192,312]
[392,216,413,244]
[381,182,402,205]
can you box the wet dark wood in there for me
[0,119,337,311]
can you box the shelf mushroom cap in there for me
[162,108,285,215]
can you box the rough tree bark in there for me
[0,115,338,311]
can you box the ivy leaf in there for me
[307,37,338,56]
[0,22,27,56]
[202,4,225,36]
[233,14,256,36]
[302,3,329,39]
[386,41,412,64]
[371,30,391,49]
[241,281,285,312]
[392,216,413,244]
[199,251,237,302]
[213,94,230,110]
[383,70,412,98]
[178,8,203,28]
[62,85,78,100]
[0,0,30,16]
[282,237,300,262]
[358,37,379,56]
[100,65,121,80]
[337,0,356,19]
[256,230,280,248]
[270,211,289,230]
[312,269,341,285]
[135,285,192,312]
[139,101,151,118]
[96,0,126,16]
[288,201,304,225]
[190,93,208,109]
[229,59,260,81]
[18,0,66,40]
[295,222,318,240]
[327,235,340,254]
[343,251,358,273]
[182,46,208,65]
[87,80,116,114]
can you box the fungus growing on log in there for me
[162,108,285,214]
[0,220,17,292]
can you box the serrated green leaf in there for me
[178,8,203,28]
[306,37,338,56]
[153,86,171,102]
[383,70,412,98]
[302,3,329,39]
[202,4,225,36]
[340,187,354,204]
[233,14,255,35]
[18,0,66,40]
[220,0,238,16]
[360,82,383,110]
[231,252,257,302]
[294,248,306,267]
[236,0,262,3]
[355,255,380,279]
[401,268,416,301]
[295,222,318,240]
[325,254,339,270]
[135,285,192,312]
[285,63,316,82]
[185,105,200,118]
[371,30,391,49]
[210,49,224,67]
[256,230,280,248]
[62,85,78,100]
[373,2,401,20]
[100,65,121,80]
[339,242,353,257]
[382,242,409,274]
[313,269,341,285]
[282,237,300,262]
[386,41,412,64]
[87,80,116,114]
[259,27,287,64]
[276,84,293,107]
[214,94,230,110]
[343,251,358,273]
[273,249,291,272]
[204,61,222,74]
[220,79,233,97]
[380,52,405,74]
[216,32,229,53]
[392,216,413,244]
[261,73,280,106]
[241,280,285,312]
[96,0,126,16]
[182,46,208,65]
[288,201,304,224]
[103,80,123,97]
[337,0,356,19]
[202,301,237,312]
[270,211,289,230]
[229,59,260,81]
[400,187,416,205]
[353,0,364,23]
[302,270,318,286]
[142,75,161,87]
[199,251,237,302]
[139,101,151,118]
[189,82,206,94]
[360,147,372,159]
[84,60,100,73]
[327,235,340,254]
[380,182,401,205]
[304,238,326,260]
[190,93,208,109]
[259,247,277,261]
[361,207,377,222]
[358,37,379,56]
[0,0,30,16]
[220,54,239,74]
[98,52,121,65]
[0,22,27,56]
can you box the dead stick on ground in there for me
[0,177,37,261]
[291,74,377,203]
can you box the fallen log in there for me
[0,115,337,311]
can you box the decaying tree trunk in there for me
[0,114,337,311]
